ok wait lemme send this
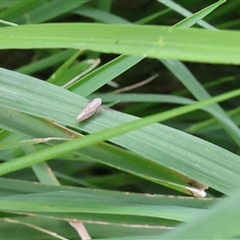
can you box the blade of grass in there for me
[1,23,240,64]
[161,59,240,146]
[68,55,144,96]
[158,0,219,30]
[0,107,195,195]
[14,1,89,24]
[0,137,69,151]
[0,1,44,20]
[160,187,240,239]
[173,0,225,29]
[158,1,240,146]
[16,49,78,75]
[89,93,194,104]
[1,68,240,195]
[75,6,131,24]
[0,82,240,195]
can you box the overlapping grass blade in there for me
[1,69,240,195]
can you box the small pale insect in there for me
[76,98,102,122]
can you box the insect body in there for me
[76,98,102,122]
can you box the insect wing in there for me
[76,98,102,122]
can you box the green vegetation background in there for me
[0,0,240,239]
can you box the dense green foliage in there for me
[0,0,240,239]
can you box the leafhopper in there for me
[76,98,102,122]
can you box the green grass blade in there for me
[0,1,44,21]
[15,0,89,24]
[69,55,144,96]
[161,187,240,239]
[162,60,240,146]
[47,49,82,84]
[158,0,219,30]
[75,6,130,24]
[16,49,78,75]
[1,68,240,195]
[174,0,225,29]
[90,93,194,104]
[0,24,240,64]
[0,178,215,223]
[0,107,194,195]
